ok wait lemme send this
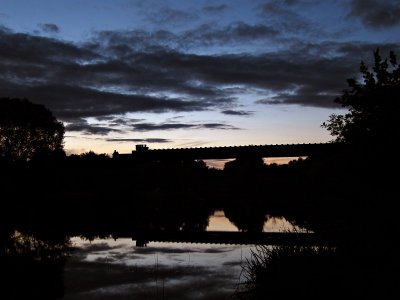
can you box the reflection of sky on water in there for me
[76,239,246,269]
[65,237,252,299]
[63,212,302,299]
[206,210,238,231]
[206,210,302,232]
[263,216,302,232]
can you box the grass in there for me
[235,245,346,299]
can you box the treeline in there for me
[1,151,317,240]
[2,138,395,241]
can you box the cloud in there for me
[221,110,252,116]
[92,22,279,52]
[182,22,279,46]
[94,116,144,125]
[257,91,337,107]
[201,123,240,129]
[256,99,282,105]
[0,23,398,132]
[105,138,171,143]
[258,1,319,35]
[203,4,229,13]
[348,0,400,28]
[142,5,198,26]
[133,123,194,131]
[64,255,238,300]
[76,242,123,253]
[66,120,122,135]
[38,23,60,33]
[132,122,239,131]
[0,83,215,120]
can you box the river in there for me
[61,211,300,299]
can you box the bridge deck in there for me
[114,143,340,160]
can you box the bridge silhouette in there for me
[113,142,340,161]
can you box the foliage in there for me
[0,98,65,161]
[1,231,69,300]
[322,49,400,146]
[236,245,339,299]
[5,230,71,259]
[224,156,265,173]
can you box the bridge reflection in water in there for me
[131,231,337,247]
[127,212,336,247]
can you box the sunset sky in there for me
[1,0,399,155]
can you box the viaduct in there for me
[113,142,340,161]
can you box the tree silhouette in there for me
[322,49,400,147]
[0,98,65,161]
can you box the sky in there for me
[1,0,399,155]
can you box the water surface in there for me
[62,211,300,299]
